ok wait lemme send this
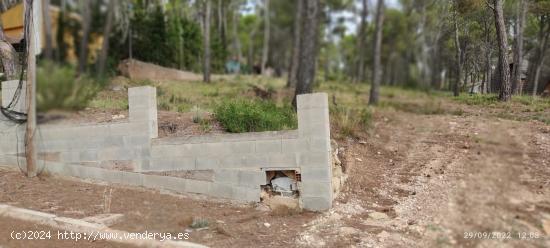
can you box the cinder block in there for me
[195,157,219,169]
[232,186,260,202]
[209,183,234,199]
[227,141,255,154]
[123,136,150,147]
[299,152,330,167]
[185,179,212,195]
[297,93,328,110]
[79,150,98,161]
[238,170,266,187]
[282,139,310,153]
[301,167,332,182]
[267,153,298,167]
[300,181,332,198]
[150,157,195,171]
[309,138,331,152]
[219,155,246,168]
[213,169,239,184]
[121,172,144,186]
[104,136,125,147]
[255,140,282,153]
[98,147,138,161]
[172,157,196,170]
[143,174,186,192]
[243,154,268,168]
[302,196,332,211]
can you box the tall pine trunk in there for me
[203,0,211,83]
[77,0,92,76]
[453,5,461,97]
[287,0,302,87]
[512,0,526,94]
[261,0,270,75]
[97,0,115,77]
[492,0,511,101]
[369,0,384,105]
[355,0,368,83]
[231,4,242,71]
[293,0,319,108]
[532,17,549,96]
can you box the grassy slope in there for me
[87,76,550,137]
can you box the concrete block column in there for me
[1,80,26,113]
[128,86,158,139]
[296,93,333,211]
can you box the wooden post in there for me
[24,0,37,177]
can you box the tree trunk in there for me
[77,0,92,75]
[203,0,211,83]
[512,0,526,94]
[42,0,53,60]
[483,16,492,94]
[97,0,115,77]
[231,5,242,63]
[532,17,549,96]
[261,0,270,75]
[218,0,227,61]
[453,5,461,97]
[355,0,368,83]
[287,0,302,87]
[368,0,384,105]
[293,0,319,107]
[492,0,511,101]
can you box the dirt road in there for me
[1,98,549,247]
[299,108,550,247]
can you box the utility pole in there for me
[24,0,37,178]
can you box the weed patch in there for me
[214,99,297,133]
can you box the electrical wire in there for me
[1,0,44,176]
[0,0,32,124]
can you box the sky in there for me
[243,0,402,36]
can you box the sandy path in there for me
[297,111,550,247]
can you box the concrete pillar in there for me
[1,80,26,113]
[297,93,333,211]
[128,86,158,139]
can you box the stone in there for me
[369,211,389,220]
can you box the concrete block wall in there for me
[0,85,157,173]
[0,80,334,211]
[149,93,333,211]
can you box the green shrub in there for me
[37,62,101,111]
[214,99,297,133]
